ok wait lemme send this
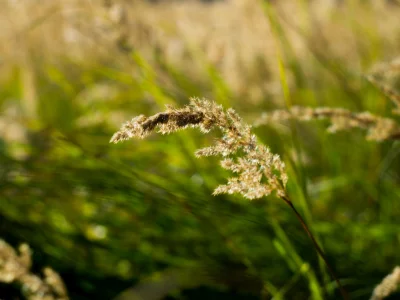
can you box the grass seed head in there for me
[111,97,288,199]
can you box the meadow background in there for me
[1,0,400,299]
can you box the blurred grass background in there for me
[1,0,400,299]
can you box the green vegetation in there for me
[1,1,399,299]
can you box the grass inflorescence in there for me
[111,97,349,299]
[1,1,400,299]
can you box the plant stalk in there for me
[280,195,349,300]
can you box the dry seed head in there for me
[370,266,400,300]
[368,57,400,76]
[111,97,288,199]
[0,239,69,299]
[254,106,400,142]
[366,75,400,115]
[366,57,400,115]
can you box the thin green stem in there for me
[280,195,349,300]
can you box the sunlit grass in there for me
[0,1,400,299]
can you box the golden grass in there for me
[1,0,400,104]
[1,1,400,299]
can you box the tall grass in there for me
[110,97,349,298]
[1,0,400,299]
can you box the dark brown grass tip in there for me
[110,109,205,143]
[142,111,204,131]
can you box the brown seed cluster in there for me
[111,98,288,199]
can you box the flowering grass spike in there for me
[111,97,348,299]
[111,97,288,199]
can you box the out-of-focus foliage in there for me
[1,0,400,299]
